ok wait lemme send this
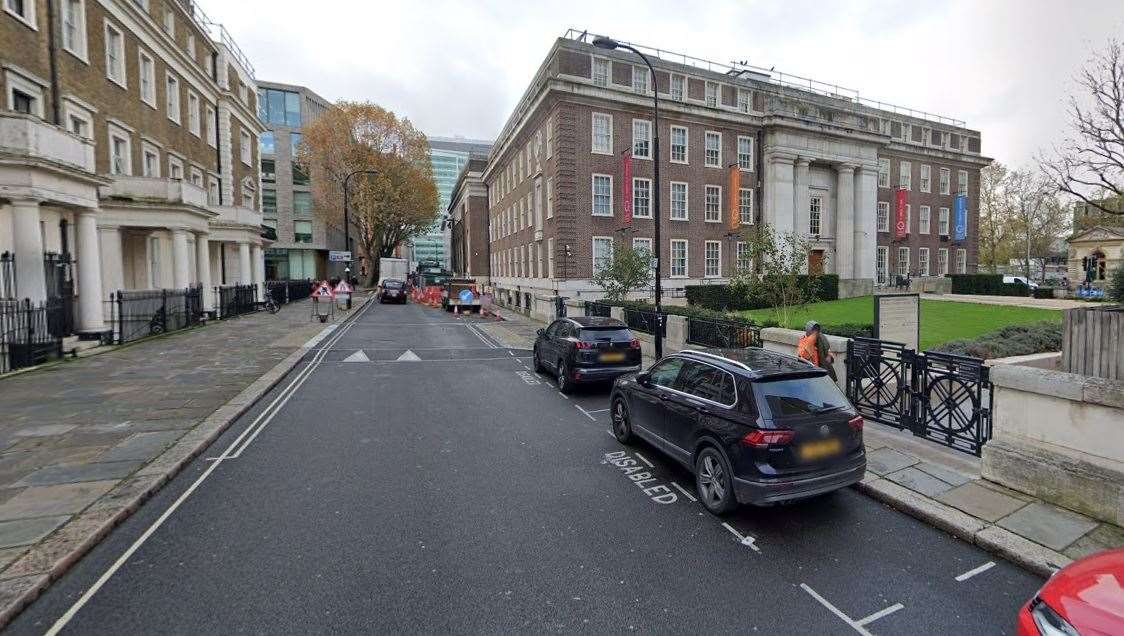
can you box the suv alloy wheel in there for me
[611,397,633,444]
[557,360,572,394]
[695,447,736,515]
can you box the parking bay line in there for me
[720,522,761,553]
[574,404,598,421]
[955,561,995,582]
[633,452,654,467]
[671,481,697,502]
[800,583,903,636]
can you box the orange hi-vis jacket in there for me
[797,333,819,365]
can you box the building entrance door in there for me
[808,249,825,274]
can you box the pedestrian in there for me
[797,320,837,381]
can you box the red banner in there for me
[621,149,633,225]
[894,188,908,239]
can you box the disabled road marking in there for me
[955,561,995,582]
[721,522,761,553]
[800,583,904,636]
[515,370,541,385]
[602,451,678,504]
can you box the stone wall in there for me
[982,365,1124,526]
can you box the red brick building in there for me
[483,32,991,311]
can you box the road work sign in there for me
[312,281,334,298]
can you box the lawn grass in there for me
[738,296,1064,351]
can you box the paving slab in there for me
[913,461,974,487]
[998,502,1099,552]
[866,447,919,475]
[0,517,70,550]
[1065,523,1124,560]
[0,481,119,522]
[884,466,956,497]
[12,461,144,488]
[12,426,76,438]
[937,481,1029,522]
[96,432,184,463]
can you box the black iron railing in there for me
[265,279,313,305]
[584,301,612,317]
[1,298,65,374]
[215,284,257,319]
[686,317,761,349]
[1,252,14,300]
[109,286,204,344]
[623,307,665,337]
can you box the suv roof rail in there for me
[679,349,752,371]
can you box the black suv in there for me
[609,349,865,514]
[533,317,642,393]
[378,279,407,304]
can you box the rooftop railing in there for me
[182,0,256,78]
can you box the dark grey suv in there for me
[609,349,865,515]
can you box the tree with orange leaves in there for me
[296,101,438,286]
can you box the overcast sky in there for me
[204,0,1124,169]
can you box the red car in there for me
[1018,548,1124,635]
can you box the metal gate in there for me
[846,337,993,456]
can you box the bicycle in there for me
[262,289,281,314]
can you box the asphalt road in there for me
[11,300,1043,635]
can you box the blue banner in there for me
[954,195,968,241]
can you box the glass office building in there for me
[411,137,493,267]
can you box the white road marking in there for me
[800,583,903,636]
[46,295,375,634]
[574,404,598,421]
[634,452,654,468]
[606,429,616,438]
[465,323,498,348]
[341,350,369,363]
[671,481,697,502]
[954,561,995,582]
[855,604,904,627]
[395,350,422,361]
[557,391,569,399]
[721,522,761,553]
[300,323,338,349]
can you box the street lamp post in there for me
[593,36,664,358]
[343,169,378,309]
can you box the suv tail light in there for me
[848,416,864,432]
[742,429,795,448]
[628,338,641,349]
[575,340,593,349]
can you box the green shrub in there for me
[1109,265,1124,302]
[822,323,874,339]
[684,274,840,311]
[948,274,1030,297]
[931,321,1062,359]
[1032,287,1057,299]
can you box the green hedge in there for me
[587,299,869,340]
[822,323,874,339]
[1032,287,1057,299]
[931,321,1062,359]
[948,274,1030,297]
[684,275,840,312]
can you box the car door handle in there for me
[690,402,709,413]
[657,393,671,401]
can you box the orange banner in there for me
[727,165,741,232]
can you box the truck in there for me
[416,260,451,288]
[378,257,409,287]
[442,278,481,313]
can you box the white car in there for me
[1003,275,1039,290]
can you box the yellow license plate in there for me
[798,438,843,461]
[600,352,626,363]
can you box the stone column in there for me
[764,152,796,236]
[12,198,48,302]
[854,165,879,280]
[794,157,811,238]
[251,243,265,301]
[238,241,252,285]
[171,228,191,289]
[98,226,125,300]
[74,209,105,333]
[195,232,213,312]
[835,164,856,279]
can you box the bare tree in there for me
[1040,39,1124,216]
[1007,170,1067,283]
[978,162,1017,273]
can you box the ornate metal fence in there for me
[215,284,257,319]
[623,307,665,337]
[0,299,65,374]
[845,336,993,456]
[265,279,313,305]
[1,252,14,299]
[111,287,204,344]
[686,317,762,349]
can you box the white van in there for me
[1003,275,1039,290]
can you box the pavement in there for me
[922,293,1087,310]
[9,300,1044,634]
[0,297,364,626]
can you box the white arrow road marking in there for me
[342,350,369,363]
[395,350,422,361]
[721,522,761,553]
[955,561,995,582]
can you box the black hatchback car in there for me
[609,349,865,515]
[533,317,642,393]
[378,279,407,304]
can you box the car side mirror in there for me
[636,373,651,387]
[536,328,545,336]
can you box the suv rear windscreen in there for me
[580,327,632,341]
[384,281,404,289]
[755,375,849,419]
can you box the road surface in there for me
[11,300,1042,634]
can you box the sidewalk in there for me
[0,297,362,624]
[859,422,1124,577]
[478,304,1122,576]
[924,293,1086,310]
